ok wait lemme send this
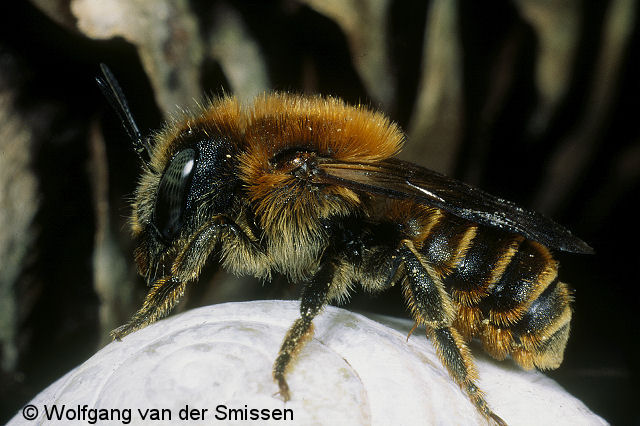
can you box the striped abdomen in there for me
[415,209,573,370]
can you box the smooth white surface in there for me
[9,301,606,425]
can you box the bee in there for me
[97,64,592,425]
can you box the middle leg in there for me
[273,260,336,400]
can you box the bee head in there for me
[151,131,238,243]
[96,63,244,284]
[130,120,242,285]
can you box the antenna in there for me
[96,63,152,165]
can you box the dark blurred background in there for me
[0,1,637,424]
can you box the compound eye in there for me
[154,148,196,241]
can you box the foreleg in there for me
[110,277,186,340]
[112,217,250,340]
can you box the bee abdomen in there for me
[417,216,519,339]
[479,239,558,326]
[474,236,569,366]
[442,229,521,297]
[435,225,523,340]
[418,215,570,367]
[510,278,573,370]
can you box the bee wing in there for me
[315,158,593,254]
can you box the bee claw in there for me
[489,412,508,426]
[278,380,291,401]
[109,329,124,341]
[110,323,135,341]
[406,322,419,341]
[273,380,291,402]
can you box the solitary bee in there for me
[97,65,592,425]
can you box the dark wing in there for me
[313,158,593,254]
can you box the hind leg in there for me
[400,240,506,425]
